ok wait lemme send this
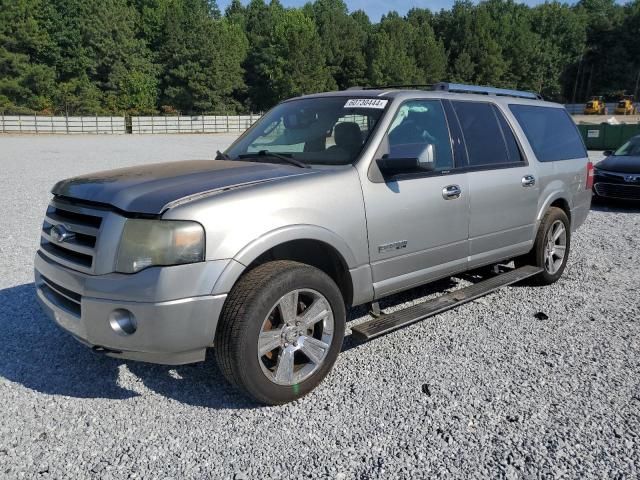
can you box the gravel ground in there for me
[0,135,639,479]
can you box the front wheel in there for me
[214,260,346,405]
[517,207,571,285]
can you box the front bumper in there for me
[594,172,640,201]
[34,252,228,365]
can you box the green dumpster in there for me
[577,123,640,150]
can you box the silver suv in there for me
[35,83,592,404]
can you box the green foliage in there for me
[157,0,247,113]
[1,0,639,114]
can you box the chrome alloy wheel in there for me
[257,289,334,386]
[543,220,567,275]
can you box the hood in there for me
[52,160,313,214]
[596,155,640,174]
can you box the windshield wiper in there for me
[239,150,310,169]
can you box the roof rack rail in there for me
[433,82,542,100]
[351,84,434,91]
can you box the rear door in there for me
[447,100,539,267]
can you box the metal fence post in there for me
[165,115,168,134]
[51,114,54,133]
[34,112,38,134]
[226,115,229,132]
[80,115,84,133]
[65,114,69,134]
[95,113,98,134]
[110,116,113,134]
[19,115,22,133]
[1,111,4,134]
[151,115,154,134]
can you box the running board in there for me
[351,265,542,341]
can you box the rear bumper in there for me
[34,252,228,365]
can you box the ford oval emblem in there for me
[51,224,75,243]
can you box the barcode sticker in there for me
[344,99,388,109]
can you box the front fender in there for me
[211,224,361,296]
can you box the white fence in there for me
[0,114,262,134]
[1,114,126,134]
[131,115,260,134]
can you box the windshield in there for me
[614,136,640,156]
[225,97,387,166]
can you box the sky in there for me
[216,0,560,22]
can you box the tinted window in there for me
[509,105,587,162]
[452,101,514,167]
[386,100,453,170]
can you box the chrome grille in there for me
[39,198,105,274]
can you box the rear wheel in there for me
[517,207,571,285]
[214,260,346,405]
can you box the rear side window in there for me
[451,101,521,167]
[509,105,587,162]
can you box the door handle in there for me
[442,184,462,200]
[522,175,536,187]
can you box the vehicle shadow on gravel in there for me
[0,283,258,409]
[591,199,640,213]
[342,277,460,353]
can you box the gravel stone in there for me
[0,136,639,478]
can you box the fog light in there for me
[108,309,137,336]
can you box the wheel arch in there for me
[537,191,572,227]
[212,225,362,307]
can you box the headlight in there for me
[116,220,205,273]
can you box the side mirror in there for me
[376,144,436,175]
[603,150,613,156]
[417,144,435,171]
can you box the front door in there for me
[361,99,470,298]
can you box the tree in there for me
[531,1,587,99]
[366,13,423,86]
[407,9,447,84]
[158,0,247,113]
[303,0,369,88]
[261,8,334,107]
[0,0,57,112]
[239,1,333,110]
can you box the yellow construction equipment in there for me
[614,95,637,115]
[584,96,608,115]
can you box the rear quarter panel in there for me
[554,158,591,231]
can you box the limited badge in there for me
[344,99,388,109]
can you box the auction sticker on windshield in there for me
[344,99,388,109]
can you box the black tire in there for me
[214,260,346,405]
[516,207,571,285]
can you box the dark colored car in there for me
[593,136,640,201]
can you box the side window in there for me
[387,100,454,170]
[452,101,522,167]
[509,105,587,162]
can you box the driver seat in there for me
[328,122,363,157]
